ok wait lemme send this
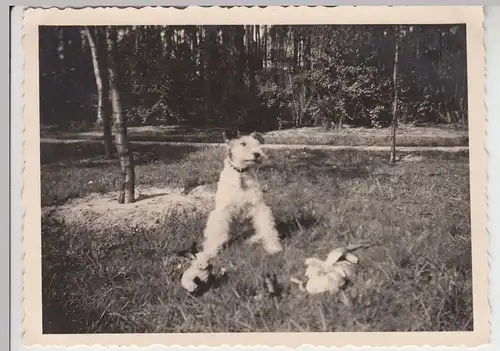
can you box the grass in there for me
[40,124,470,147]
[41,142,473,333]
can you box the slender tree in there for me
[390,27,400,164]
[262,25,268,68]
[245,25,256,90]
[270,25,277,64]
[235,26,246,80]
[106,26,135,203]
[293,28,299,69]
[83,26,114,158]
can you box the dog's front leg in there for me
[250,203,283,254]
[197,208,231,265]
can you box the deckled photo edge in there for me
[22,5,43,347]
[21,5,489,347]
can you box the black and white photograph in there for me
[22,6,489,348]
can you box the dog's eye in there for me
[241,142,246,147]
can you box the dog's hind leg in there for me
[250,204,283,254]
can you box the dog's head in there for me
[223,129,266,170]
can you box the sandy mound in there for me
[44,185,216,231]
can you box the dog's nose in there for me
[253,152,261,159]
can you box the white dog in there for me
[194,130,283,266]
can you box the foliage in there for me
[39,24,468,131]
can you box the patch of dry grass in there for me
[40,144,473,333]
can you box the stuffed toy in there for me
[291,246,360,294]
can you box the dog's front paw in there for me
[181,278,198,293]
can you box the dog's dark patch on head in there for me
[223,129,240,142]
[250,132,265,145]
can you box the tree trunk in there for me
[278,28,285,66]
[57,27,65,62]
[166,27,174,58]
[83,27,114,158]
[106,27,135,204]
[293,30,299,69]
[97,28,115,158]
[389,28,400,164]
[190,26,198,60]
[245,25,256,91]
[254,25,259,66]
[83,27,104,126]
[270,25,277,64]
[236,26,246,81]
[263,25,268,68]
[203,26,218,124]
[80,29,87,51]
[221,27,232,124]
[134,26,140,55]
[305,36,312,69]
[199,28,208,124]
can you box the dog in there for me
[194,130,283,266]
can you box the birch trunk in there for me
[106,27,135,204]
[83,27,114,158]
[389,28,400,164]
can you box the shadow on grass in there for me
[265,149,377,181]
[41,142,201,166]
[42,253,94,334]
[222,210,319,248]
[276,212,318,240]
[41,218,113,334]
[190,268,230,297]
[135,192,168,202]
[42,127,227,144]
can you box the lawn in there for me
[40,124,470,147]
[40,142,473,333]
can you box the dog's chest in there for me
[239,173,259,191]
[217,169,262,206]
[232,174,260,200]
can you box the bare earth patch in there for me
[43,185,216,231]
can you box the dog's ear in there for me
[250,132,265,145]
[223,129,239,143]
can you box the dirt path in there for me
[40,138,469,153]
